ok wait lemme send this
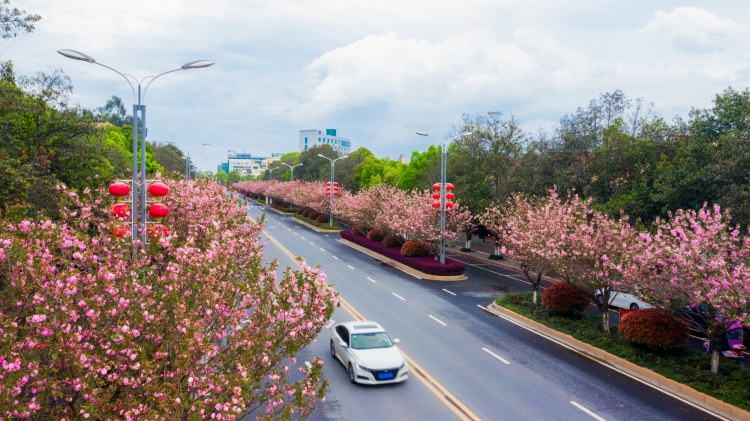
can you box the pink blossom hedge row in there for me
[0,180,339,419]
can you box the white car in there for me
[597,287,653,310]
[330,321,408,385]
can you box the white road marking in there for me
[325,320,336,329]
[442,288,456,296]
[300,236,306,240]
[319,247,326,252]
[366,277,377,283]
[309,241,315,246]
[428,315,447,326]
[332,255,339,260]
[347,265,355,270]
[570,402,606,421]
[392,292,406,301]
[482,347,510,365]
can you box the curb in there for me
[259,204,341,233]
[338,238,468,281]
[489,303,750,421]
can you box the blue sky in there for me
[2,1,750,171]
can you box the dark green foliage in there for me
[382,235,404,248]
[400,240,431,257]
[541,282,590,315]
[1,0,41,39]
[366,229,385,241]
[620,309,689,350]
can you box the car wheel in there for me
[330,340,336,359]
[630,303,639,310]
[347,363,356,384]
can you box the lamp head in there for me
[182,60,215,70]
[416,131,429,136]
[57,49,96,63]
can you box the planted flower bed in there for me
[341,230,465,276]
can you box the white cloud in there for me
[642,7,739,53]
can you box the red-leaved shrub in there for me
[400,241,431,257]
[382,235,404,248]
[541,283,590,315]
[315,213,329,223]
[619,308,689,350]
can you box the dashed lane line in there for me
[442,288,456,296]
[570,402,606,421]
[392,292,406,301]
[429,315,447,327]
[482,347,510,365]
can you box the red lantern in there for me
[148,203,169,220]
[110,203,130,219]
[333,182,339,187]
[446,183,455,191]
[109,181,130,197]
[148,182,169,199]
[431,202,441,209]
[109,225,129,238]
[446,202,455,209]
[432,193,441,200]
[148,224,169,238]
[326,182,331,186]
[432,183,441,191]
[446,193,455,200]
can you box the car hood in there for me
[350,346,405,369]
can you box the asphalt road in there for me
[246,201,723,421]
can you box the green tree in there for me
[0,0,40,39]
[151,141,186,177]
[399,146,441,191]
[297,144,339,182]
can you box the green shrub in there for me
[382,235,404,248]
[620,308,689,350]
[541,283,590,316]
[315,213,329,224]
[488,254,504,260]
[367,229,385,241]
[400,241,431,257]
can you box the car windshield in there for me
[350,332,393,349]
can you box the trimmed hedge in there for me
[352,225,369,236]
[401,240,431,257]
[382,235,405,248]
[316,213,329,223]
[541,283,590,315]
[340,230,464,276]
[620,309,689,350]
[367,229,385,241]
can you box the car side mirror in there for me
[339,340,348,348]
[393,338,400,344]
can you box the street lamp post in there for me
[58,49,213,245]
[317,154,348,227]
[416,131,472,264]
[279,162,303,181]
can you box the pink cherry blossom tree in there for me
[0,179,338,419]
[620,204,750,373]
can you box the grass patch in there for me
[496,292,750,411]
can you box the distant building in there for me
[218,150,272,177]
[299,129,352,154]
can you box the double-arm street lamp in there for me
[416,130,472,264]
[58,49,214,245]
[186,142,212,181]
[280,162,303,181]
[317,154,348,227]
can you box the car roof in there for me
[337,320,386,333]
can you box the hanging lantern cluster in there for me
[431,183,456,209]
[147,181,170,238]
[108,181,131,238]
[325,181,340,196]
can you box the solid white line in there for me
[429,315,447,326]
[442,288,456,296]
[570,401,606,421]
[319,247,326,252]
[392,292,406,301]
[325,320,335,329]
[478,304,729,420]
[366,277,377,283]
[347,265,355,270]
[332,256,339,260]
[482,347,510,365]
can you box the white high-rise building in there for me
[299,129,352,154]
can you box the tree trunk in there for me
[464,238,471,250]
[494,243,501,256]
[711,348,720,374]
[532,289,538,304]
[602,310,610,334]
